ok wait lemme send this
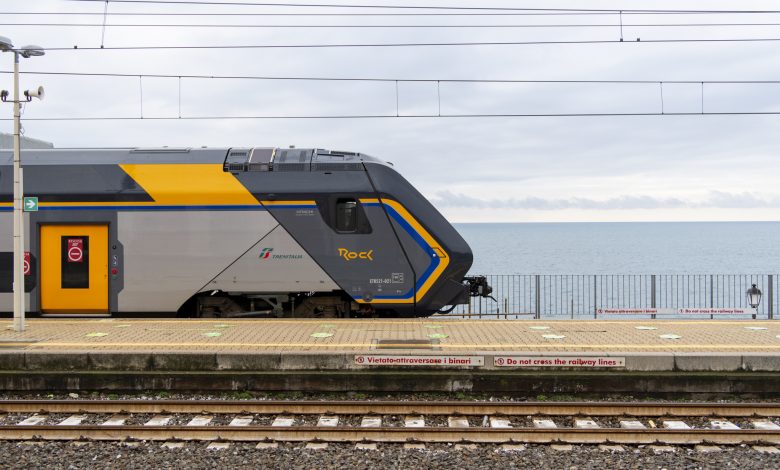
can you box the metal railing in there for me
[447,274,778,320]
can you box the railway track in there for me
[0,400,779,446]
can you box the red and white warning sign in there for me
[494,356,625,368]
[354,355,484,367]
[23,251,30,276]
[67,238,84,263]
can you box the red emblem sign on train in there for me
[23,251,30,276]
[67,238,84,263]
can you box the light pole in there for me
[746,283,763,319]
[0,36,45,332]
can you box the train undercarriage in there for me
[184,276,494,319]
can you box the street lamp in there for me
[746,283,763,319]
[746,284,762,309]
[0,36,45,332]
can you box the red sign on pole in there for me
[23,251,30,276]
[67,238,84,263]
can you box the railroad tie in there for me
[710,420,739,430]
[317,415,339,427]
[255,442,278,449]
[229,415,253,427]
[144,415,172,426]
[304,443,328,451]
[662,420,691,430]
[102,415,128,426]
[206,442,230,450]
[532,418,557,429]
[404,416,425,428]
[161,442,184,449]
[500,444,525,452]
[489,417,512,429]
[403,443,426,451]
[271,416,294,427]
[361,417,382,428]
[695,445,722,453]
[550,444,573,452]
[618,420,645,429]
[574,418,600,429]
[186,416,213,426]
[753,420,780,430]
[447,416,469,428]
[753,446,780,454]
[598,444,625,452]
[18,415,47,426]
[649,445,676,453]
[58,415,86,426]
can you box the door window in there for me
[61,236,89,288]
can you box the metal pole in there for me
[767,274,775,320]
[534,274,541,319]
[650,275,656,320]
[12,51,25,332]
[710,274,714,320]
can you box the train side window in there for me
[318,196,371,234]
[336,199,358,232]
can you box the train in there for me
[0,146,492,318]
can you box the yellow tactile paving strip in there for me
[1,318,780,353]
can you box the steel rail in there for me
[1,400,779,417]
[0,425,778,444]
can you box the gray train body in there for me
[0,147,486,318]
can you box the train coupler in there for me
[463,276,496,301]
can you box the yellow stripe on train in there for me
[120,163,260,205]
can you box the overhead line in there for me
[8,11,780,17]
[38,37,780,51]
[4,71,780,85]
[8,22,780,28]
[5,111,780,121]
[64,1,780,14]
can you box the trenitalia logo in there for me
[259,247,303,260]
[338,248,374,261]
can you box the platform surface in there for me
[1,318,779,354]
[2,318,780,394]
[0,318,780,394]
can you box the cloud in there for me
[430,190,780,211]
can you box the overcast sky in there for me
[2,0,780,223]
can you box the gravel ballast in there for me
[0,441,778,470]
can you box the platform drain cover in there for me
[374,339,438,350]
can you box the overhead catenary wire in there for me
[33,37,780,51]
[4,70,780,84]
[62,0,780,15]
[1,73,774,120]
[0,72,770,120]
[4,11,773,17]
[7,22,780,28]
[4,111,780,121]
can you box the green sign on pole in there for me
[23,197,38,212]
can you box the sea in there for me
[454,221,780,275]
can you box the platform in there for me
[1,318,779,394]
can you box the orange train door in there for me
[40,225,109,314]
